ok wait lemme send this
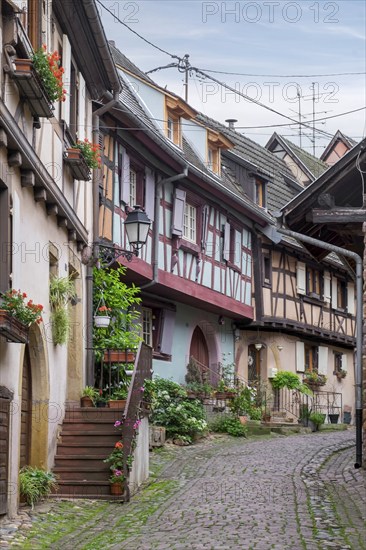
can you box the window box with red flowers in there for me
[64,139,101,181]
[0,290,43,343]
[11,47,66,118]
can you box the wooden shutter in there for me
[78,73,86,141]
[331,276,338,309]
[145,168,155,222]
[120,147,130,204]
[347,282,355,315]
[201,205,210,250]
[296,341,305,372]
[61,34,72,124]
[159,309,176,355]
[296,262,306,295]
[223,221,230,261]
[0,393,11,516]
[172,189,186,237]
[342,354,348,372]
[323,270,331,303]
[318,346,328,375]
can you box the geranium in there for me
[32,46,66,102]
[72,138,102,169]
[98,306,111,313]
[1,290,43,326]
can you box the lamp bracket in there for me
[98,244,138,266]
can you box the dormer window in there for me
[255,178,267,208]
[207,130,233,175]
[165,96,196,147]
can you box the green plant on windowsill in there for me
[109,386,128,401]
[19,466,57,509]
[303,370,327,387]
[334,369,347,380]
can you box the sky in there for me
[98,0,366,153]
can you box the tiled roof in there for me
[196,114,302,213]
[281,137,329,179]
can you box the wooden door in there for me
[190,326,209,368]
[20,349,32,468]
[0,392,11,515]
[248,344,261,383]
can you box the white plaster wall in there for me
[129,417,149,495]
[182,119,207,163]
[153,302,234,384]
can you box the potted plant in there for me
[215,380,236,400]
[299,404,311,427]
[69,139,101,169]
[0,289,43,343]
[95,391,108,408]
[108,386,128,409]
[94,305,111,329]
[334,369,347,381]
[80,386,98,408]
[303,371,327,389]
[19,466,57,509]
[309,411,326,432]
[49,275,76,345]
[104,441,125,496]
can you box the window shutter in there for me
[331,276,338,309]
[201,205,209,250]
[318,346,328,375]
[78,73,86,140]
[342,354,348,372]
[223,221,231,261]
[296,262,306,295]
[296,341,305,372]
[323,270,331,303]
[347,282,355,315]
[172,189,186,237]
[120,147,130,204]
[145,168,155,222]
[159,309,176,355]
[61,34,72,124]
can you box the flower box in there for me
[108,399,126,409]
[215,391,236,400]
[0,309,29,344]
[11,59,54,118]
[64,148,91,181]
[103,350,136,363]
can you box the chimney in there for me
[225,119,238,130]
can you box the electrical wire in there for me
[197,68,366,78]
[96,0,181,61]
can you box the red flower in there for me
[115,441,123,449]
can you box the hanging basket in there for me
[94,315,110,328]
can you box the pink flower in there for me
[114,420,121,427]
[113,469,123,477]
[140,387,145,392]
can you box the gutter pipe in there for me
[277,226,363,468]
[86,90,121,386]
[141,167,188,291]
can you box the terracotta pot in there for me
[239,415,248,425]
[13,58,33,72]
[66,148,83,161]
[80,396,94,408]
[108,399,126,409]
[103,350,136,363]
[110,482,123,496]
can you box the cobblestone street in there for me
[2,430,365,550]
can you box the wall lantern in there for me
[254,343,263,351]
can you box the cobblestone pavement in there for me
[2,430,365,549]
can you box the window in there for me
[142,308,153,347]
[255,179,266,208]
[0,183,10,293]
[305,344,318,372]
[207,146,220,174]
[183,203,197,243]
[129,169,137,206]
[306,267,321,296]
[263,254,271,286]
[166,113,180,145]
[334,352,342,374]
[69,62,78,140]
[337,279,347,310]
[167,118,174,141]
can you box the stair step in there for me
[60,431,120,445]
[53,480,116,498]
[53,468,110,481]
[60,421,120,431]
[57,443,115,456]
[54,456,110,469]
[64,410,125,422]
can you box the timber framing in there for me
[310,208,366,224]
[0,99,88,244]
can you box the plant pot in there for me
[125,370,134,376]
[108,399,126,409]
[215,392,235,400]
[0,309,29,344]
[103,350,136,363]
[110,482,123,496]
[308,420,318,432]
[96,401,107,408]
[80,396,94,408]
[94,315,110,328]
[12,59,54,118]
[239,415,248,425]
[328,413,339,424]
[64,148,91,181]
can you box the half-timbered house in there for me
[197,117,357,422]
[96,44,274,385]
[0,0,119,516]
[320,130,357,167]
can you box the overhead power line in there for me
[197,68,366,78]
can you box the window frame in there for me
[183,202,197,244]
[255,178,267,208]
[263,252,272,287]
[306,266,322,298]
[305,344,318,373]
[337,278,347,310]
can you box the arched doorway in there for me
[248,344,261,384]
[20,347,32,468]
[190,326,209,368]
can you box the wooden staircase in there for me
[52,406,125,500]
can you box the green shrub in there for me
[19,467,57,508]
[248,406,262,421]
[271,370,312,395]
[309,412,326,427]
[209,414,247,437]
[149,378,207,443]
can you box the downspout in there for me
[141,166,188,291]
[277,225,363,468]
[86,90,121,386]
